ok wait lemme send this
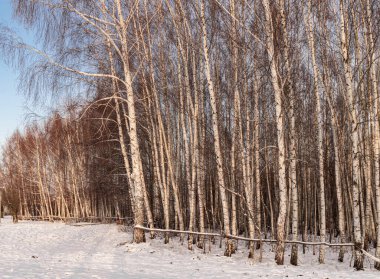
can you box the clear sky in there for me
[0,0,39,148]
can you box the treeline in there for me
[1,105,132,221]
[0,0,379,270]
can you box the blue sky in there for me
[0,0,39,148]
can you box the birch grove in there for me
[0,0,380,270]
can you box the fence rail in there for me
[135,225,380,263]
[135,225,354,247]
[19,215,133,222]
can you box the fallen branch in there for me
[68,222,100,227]
[134,226,355,247]
[225,234,354,247]
[361,249,380,263]
[134,225,220,237]
[20,216,132,220]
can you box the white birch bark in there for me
[230,0,254,257]
[362,0,380,268]
[261,0,287,265]
[304,1,326,263]
[115,0,146,243]
[278,0,298,265]
[339,0,364,269]
[200,0,232,255]
[253,75,261,254]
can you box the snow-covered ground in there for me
[0,216,378,278]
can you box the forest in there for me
[0,0,379,272]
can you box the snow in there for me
[0,216,379,278]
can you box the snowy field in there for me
[0,216,379,278]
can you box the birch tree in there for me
[339,0,364,269]
[261,0,288,265]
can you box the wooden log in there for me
[135,225,355,247]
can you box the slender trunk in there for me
[339,0,363,269]
[363,0,380,268]
[200,0,231,256]
[115,0,146,243]
[262,0,287,265]
[304,1,326,263]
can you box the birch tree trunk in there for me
[200,0,232,256]
[261,0,288,265]
[362,0,380,269]
[278,0,299,265]
[115,0,147,243]
[254,75,261,255]
[196,53,206,248]
[324,72,346,262]
[229,0,255,258]
[304,1,326,263]
[339,0,364,269]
